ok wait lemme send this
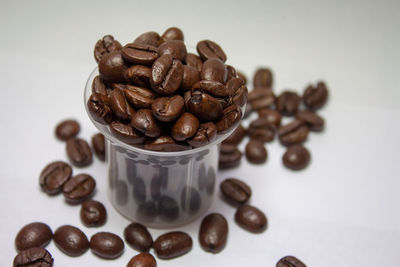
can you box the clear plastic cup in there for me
[84,67,243,228]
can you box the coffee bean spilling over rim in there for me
[88,27,247,152]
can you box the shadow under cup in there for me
[84,67,243,228]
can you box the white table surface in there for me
[1,0,400,266]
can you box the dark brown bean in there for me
[192,80,231,98]
[153,231,192,259]
[13,247,53,267]
[109,88,135,121]
[92,75,108,95]
[187,122,217,147]
[80,200,107,227]
[124,223,153,252]
[257,108,282,127]
[121,43,158,66]
[245,140,267,164]
[55,119,80,141]
[151,95,184,122]
[133,31,160,47]
[186,90,223,122]
[91,133,105,161]
[226,65,237,82]
[98,51,128,83]
[53,225,89,257]
[222,124,246,145]
[303,81,328,110]
[87,92,113,125]
[124,65,152,88]
[172,112,200,141]
[94,35,122,63]
[227,78,247,107]
[62,174,96,204]
[159,27,184,44]
[201,58,227,83]
[278,120,309,146]
[276,255,307,267]
[39,161,72,195]
[185,53,203,72]
[220,178,251,204]
[110,121,145,145]
[282,145,311,170]
[296,110,324,131]
[157,40,187,61]
[66,138,93,167]
[199,213,228,253]
[131,109,161,138]
[150,54,183,95]
[253,68,273,88]
[124,84,156,109]
[276,91,301,116]
[127,252,157,267]
[237,71,247,85]
[247,117,276,143]
[144,135,190,152]
[90,232,124,259]
[251,93,275,110]
[216,104,242,134]
[219,144,242,169]
[15,222,53,252]
[247,87,274,102]
[235,204,267,233]
[181,65,200,91]
[197,40,227,62]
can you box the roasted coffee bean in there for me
[159,27,184,44]
[62,174,96,203]
[185,53,203,72]
[145,135,189,152]
[192,80,231,98]
[157,195,180,221]
[227,77,247,106]
[186,91,223,121]
[247,87,274,102]
[237,71,247,85]
[109,89,135,121]
[253,68,273,88]
[124,84,156,109]
[201,58,227,83]
[296,110,324,131]
[90,232,124,259]
[54,225,89,257]
[276,255,307,267]
[222,124,245,145]
[152,95,184,122]
[66,138,93,167]
[276,91,301,116]
[247,117,276,143]
[131,109,161,138]
[180,186,201,213]
[235,204,267,233]
[127,252,157,267]
[278,120,309,146]
[80,200,107,227]
[91,133,105,161]
[133,31,160,47]
[124,223,153,252]
[15,222,52,252]
[94,35,122,63]
[13,247,53,267]
[92,75,108,95]
[181,65,200,90]
[257,108,282,127]
[216,104,242,134]
[55,119,80,141]
[153,231,192,259]
[187,122,217,147]
[250,93,275,110]
[197,40,227,62]
[282,145,311,170]
[98,51,128,83]
[303,81,328,110]
[150,54,183,95]
[110,121,145,145]
[124,65,151,88]
[87,93,113,124]
[172,112,200,141]
[226,65,237,82]
[245,140,267,164]
[220,178,251,204]
[199,213,228,253]
[158,40,187,61]
[121,43,158,66]
[243,103,253,119]
[219,144,242,169]
[39,161,72,195]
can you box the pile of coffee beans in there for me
[88,27,247,152]
[220,67,328,170]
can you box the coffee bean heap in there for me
[88,27,247,152]
[220,68,328,170]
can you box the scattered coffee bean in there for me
[153,231,192,259]
[199,213,228,253]
[219,143,242,169]
[303,81,328,110]
[278,120,309,146]
[124,223,153,252]
[13,247,54,267]
[276,255,307,267]
[91,133,105,161]
[220,178,251,205]
[53,225,89,257]
[127,252,157,267]
[235,204,267,233]
[245,140,267,164]
[55,119,80,141]
[295,110,324,131]
[257,108,282,127]
[80,200,107,227]
[247,117,276,143]
[66,138,93,167]
[253,68,273,88]
[62,174,96,204]
[15,222,52,252]
[276,91,301,116]
[282,145,311,170]
[94,35,122,63]
[90,232,125,259]
[222,124,246,145]
[39,161,72,195]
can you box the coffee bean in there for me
[250,93,275,110]
[235,204,267,233]
[257,108,282,127]
[159,27,184,44]
[124,84,156,109]
[201,58,227,83]
[145,135,190,152]
[133,31,160,47]
[276,91,301,116]
[153,231,192,259]
[121,43,158,66]
[192,80,231,98]
[219,144,242,169]
[222,124,245,145]
[227,78,248,107]
[91,133,105,161]
[185,53,203,72]
[278,120,309,146]
[172,112,199,141]
[158,40,187,61]
[243,103,253,119]
[152,95,184,122]
[131,109,161,138]
[247,117,276,143]
[226,65,237,82]
[54,225,89,257]
[180,186,201,213]
[13,247,53,267]
[110,121,145,145]
[187,122,217,147]
[296,110,324,131]
[197,40,227,62]
[98,51,128,83]
[199,213,228,253]
[276,255,307,267]
[157,195,180,221]
[186,90,223,121]
[15,222,52,252]
[181,65,201,90]
[109,88,135,121]
[247,87,274,102]
[303,81,328,110]
[87,92,113,125]
[127,252,157,267]
[220,178,251,204]
[92,75,108,95]
[237,71,247,85]
[39,161,72,195]
[55,119,80,141]
[216,104,242,134]
[150,54,183,95]
[124,65,152,88]
[282,145,311,170]
[80,200,107,227]
[66,138,93,167]
[94,35,122,63]
[124,223,153,252]
[253,68,273,88]
[90,232,124,259]
[62,174,96,203]
[245,140,267,164]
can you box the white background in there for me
[1,0,400,266]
